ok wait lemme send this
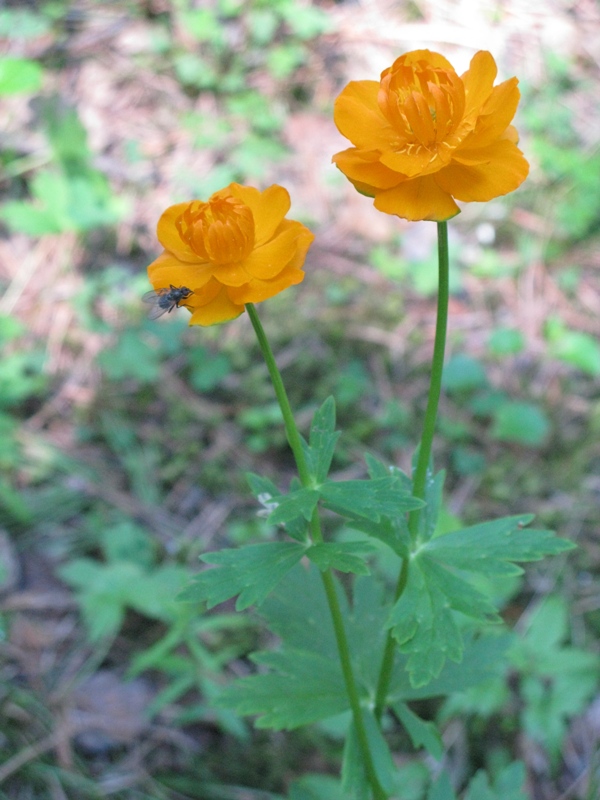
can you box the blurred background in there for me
[1,0,599,798]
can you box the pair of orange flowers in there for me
[147,49,529,326]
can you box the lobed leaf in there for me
[319,476,422,522]
[218,649,347,729]
[389,557,463,687]
[426,515,575,572]
[246,471,280,503]
[394,703,443,759]
[391,515,574,687]
[307,396,340,483]
[218,564,513,732]
[464,763,528,800]
[391,632,513,702]
[306,541,376,574]
[179,542,306,610]
[268,487,320,526]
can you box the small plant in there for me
[141,49,575,799]
[0,101,126,236]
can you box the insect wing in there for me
[142,290,170,320]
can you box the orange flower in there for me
[147,184,314,325]
[332,50,529,222]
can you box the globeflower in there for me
[332,50,529,222]
[147,183,314,326]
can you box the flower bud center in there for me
[381,62,464,151]
[175,196,255,264]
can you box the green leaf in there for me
[98,331,161,383]
[319,477,422,522]
[488,327,525,357]
[218,564,352,729]
[464,763,528,800]
[347,516,410,558]
[443,354,488,392]
[0,351,47,407]
[428,772,456,800]
[546,316,600,375]
[258,562,343,658]
[364,453,412,492]
[1,159,124,235]
[246,471,279,502]
[39,102,88,164]
[306,542,376,574]
[188,349,231,390]
[419,468,445,541]
[218,649,347,729]
[288,775,346,800]
[58,559,144,640]
[491,401,550,446]
[101,521,155,568]
[246,472,311,537]
[388,557,464,687]
[280,3,331,38]
[511,595,600,754]
[307,396,340,483]
[426,515,575,573]
[179,542,306,610]
[128,565,190,622]
[423,558,499,620]
[340,720,369,800]
[347,457,414,555]
[267,44,306,80]
[493,763,529,800]
[391,516,573,687]
[394,703,443,759]
[342,709,398,798]
[392,632,513,701]
[0,200,64,236]
[0,57,42,95]
[268,488,320,525]
[174,52,217,90]
[58,558,104,590]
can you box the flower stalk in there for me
[374,221,450,720]
[246,302,388,800]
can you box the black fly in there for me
[143,285,193,320]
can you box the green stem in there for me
[246,303,313,491]
[408,222,450,533]
[373,221,450,720]
[246,302,387,800]
[374,556,408,719]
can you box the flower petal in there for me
[156,204,201,262]
[220,183,291,246]
[461,50,497,119]
[374,176,460,222]
[395,49,455,71]
[463,78,521,148]
[379,146,439,178]
[333,80,395,149]
[242,221,310,280]
[147,251,213,289]
[502,124,520,144]
[436,139,529,201]
[283,225,314,272]
[227,266,305,305]
[333,147,403,189]
[188,284,245,326]
[212,262,252,287]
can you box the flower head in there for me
[147,183,314,325]
[332,50,529,222]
